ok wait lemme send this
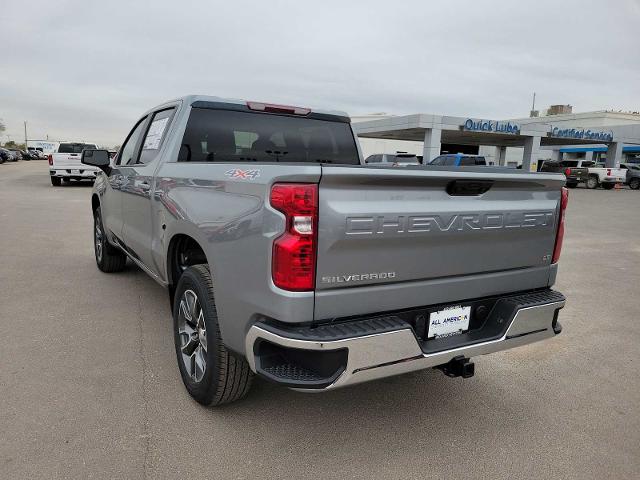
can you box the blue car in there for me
[429,153,487,166]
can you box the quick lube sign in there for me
[550,127,613,142]
[463,119,520,135]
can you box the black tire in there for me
[629,178,640,190]
[51,177,62,186]
[173,264,253,406]
[601,183,615,190]
[93,208,126,272]
[62,178,71,183]
[566,182,578,188]
[586,175,599,189]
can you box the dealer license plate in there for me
[428,305,471,339]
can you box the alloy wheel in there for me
[177,289,208,382]
[94,217,104,262]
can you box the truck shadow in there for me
[195,365,538,469]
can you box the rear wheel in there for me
[93,208,126,272]
[173,264,253,406]
[586,175,599,189]
[602,183,615,190]
[51,177,61,186]
[629,178,640,190]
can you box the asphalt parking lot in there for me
[1,161,639,479]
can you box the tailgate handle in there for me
[446,180,493,196]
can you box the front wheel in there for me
[586,176,599,189]
[173,265,253,406]
[93,209,126,272]
[629,178,640,190]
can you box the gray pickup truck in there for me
[82,95,568,406]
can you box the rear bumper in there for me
[50,168,98,179]
[245,289,565,391]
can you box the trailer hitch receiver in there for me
[435,355,475,378]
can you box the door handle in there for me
[111,175,124,186]
[136,181,151,191]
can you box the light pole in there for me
[24,121,28,149]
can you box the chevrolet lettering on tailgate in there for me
[345,211,555,236]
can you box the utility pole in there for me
[529,92,539,118]
[531,92,536,112]
[24,121,28,149]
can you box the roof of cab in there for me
[150,95,349,120]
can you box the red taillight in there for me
[270,183,318,291]
[552,187,569,264]
[564,167,571,176]
[48,154,53,166]
[247,101,311,116]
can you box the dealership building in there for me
[353,109,640,170]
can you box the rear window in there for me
[179,108,359,164]
[561,161,578,167]
[460,156,486,166]
[58,143,97,153]
[394,154,420,164]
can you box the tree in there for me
[0,119,5,136]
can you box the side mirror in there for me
[81,149,111,174]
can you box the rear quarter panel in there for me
[153,162,321,355]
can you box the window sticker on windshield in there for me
[143,117,169,150]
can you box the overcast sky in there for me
[1,0,639,146]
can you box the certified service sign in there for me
[550,127,613,142]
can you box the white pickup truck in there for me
[49,142,99,186]
[585,161,626,190]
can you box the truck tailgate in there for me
[52,153,84,168]
[314,166,564,319]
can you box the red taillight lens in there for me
[564,168,571,176]
[552,187,569,264]
[270,183,318,291]
[48,154,53,166]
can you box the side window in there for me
[430,156,444,166]
[460,156,475,166]
[116,117,148,166]
[443,156,457,166]
[139,108,176,165]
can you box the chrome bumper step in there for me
[246,289,565,391]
